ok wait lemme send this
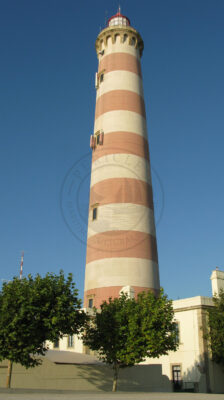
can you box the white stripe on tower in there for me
[87,204,156,238]
[96,71,144,98]
[94,111,148,138]
[90,154,151,187]
[84,11,160,309]
[85,259,160,290]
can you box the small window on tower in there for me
[97,69,105,85]
[94,130,104,146]
[92,207,98,221]
[94,130,100,146]
[88,299,93,308]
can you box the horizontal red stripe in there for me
[90,178,154,209]
[92,132,149,162]
[84,286,159,309]
[99,52,142,77]
[95,90,146,119]
[86,231,158,264]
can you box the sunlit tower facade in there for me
[84,10,160,309]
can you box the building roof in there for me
[173,295,213,311]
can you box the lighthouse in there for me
[84,10,160,309]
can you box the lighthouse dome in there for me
[107,9,130,27]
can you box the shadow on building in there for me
[0,358,170,392]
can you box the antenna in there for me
[20,251,24,280]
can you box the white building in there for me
[143,271,224,393]
[47,269,224,393]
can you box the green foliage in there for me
[207,290,224,366]
[0,271,86,368]
[82,288,178,369]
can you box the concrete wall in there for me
[0,359,170,392]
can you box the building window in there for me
[97,69,105,86]
[91,203,99,221]
[88,298,93,308]
[94,130,104,146]
[53,339,59,349]
[172,365,182,392]
[67,335,74,348]
[174,322,180,345]
[92,207,97,221]
[94,130,100,145]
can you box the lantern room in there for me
[107,9,130,27]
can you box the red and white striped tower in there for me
[84,11,160,309]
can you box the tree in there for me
[0,271,87,387]
[82,289,178,391]
[206,290,224,366]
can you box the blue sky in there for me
[0,0,223,301]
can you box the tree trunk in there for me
[6,360,13,389]
[112,362,119,392]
